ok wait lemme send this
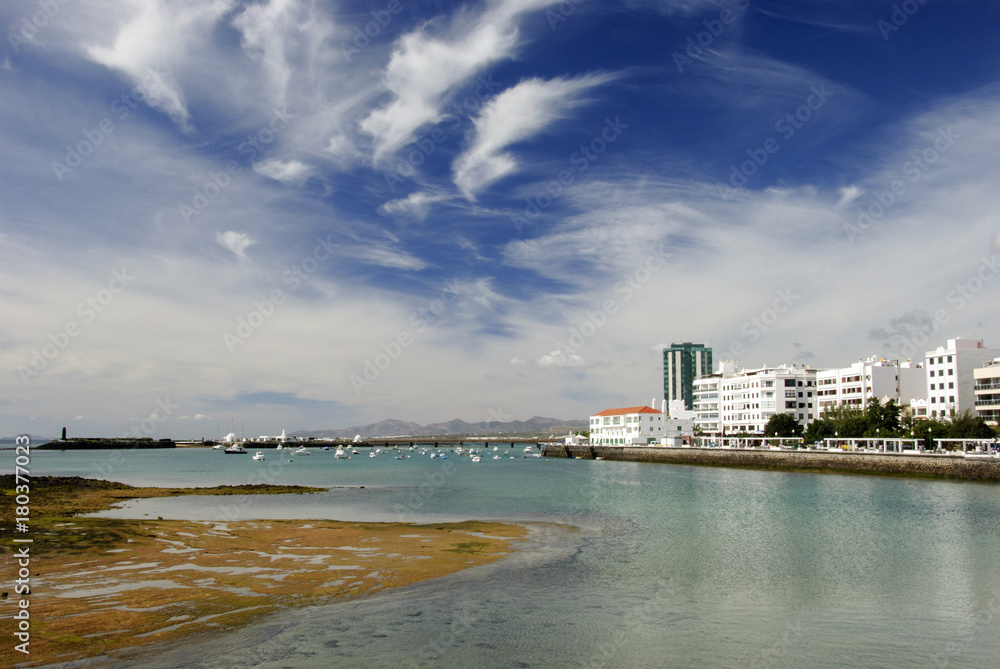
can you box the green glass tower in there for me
[663,343,712,411]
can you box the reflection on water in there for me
[33,449,1000,668]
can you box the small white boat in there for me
[369,451,377,458]
[276,444,283,451]
[524,446,533,453]
[493,455,500,460]
[335,448,346,458]
[471,456,481,462]
[253,450,265,461]
[224,443,247,454]
[293,446,311,455]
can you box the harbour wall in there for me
[542,445,1000,482]
[38,438,176,450]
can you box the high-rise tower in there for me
[663,342,712,411]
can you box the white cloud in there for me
[379,191,446,220]
[215,231,256,259]
[86,0,234,130]
[353,244,430,270]
[837,185,863,207]
[453,73,614,199]
[537,349,587,367]
[232,0,341,108]
[360,0,560,162]
[253,158,312,184]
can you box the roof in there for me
[592,406,662,417]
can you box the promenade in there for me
[542,444,1000,482]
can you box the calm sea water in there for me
[27,447,1000,668]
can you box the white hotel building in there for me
[693,362,817,435]
[589,405,693,445]
[925,338,1000,419]
[974,358,1000,426]
[816,357,926,415]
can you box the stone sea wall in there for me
[542,445,1000,482]
[37,438,176,449]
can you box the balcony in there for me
[975,381,1000,391]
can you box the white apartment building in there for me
[589,405,693,445]
[925,338,1000,419]
[973,358,1000,425]
[693,363,816,435]
[693,360,739,435]
[816,357,926,415]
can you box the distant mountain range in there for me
[291,416,587,439]
[0,434,50,443]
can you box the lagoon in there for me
[31,447,1000,668]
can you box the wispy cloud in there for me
[215,230,256,259]
[85,0,233,130]
[378,191,447,220]
[351,240,430,270]
[360,0,560,162]
[232,0,342,108]
[253,158,312,184]
[453,73,615,199]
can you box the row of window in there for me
[928,368,954,377]
[593,414,666,426]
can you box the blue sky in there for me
[3,0,1000,438]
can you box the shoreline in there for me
[543,445,1000,481]
[0,477,527,668]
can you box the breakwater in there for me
[542,445,1000,482]
[37,438,176,450]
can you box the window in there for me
[948,355,953,363]
[949,382,954,389]
[784,379,796,387]
[949,396,955,403]
[948,369,954,376]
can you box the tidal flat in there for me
[0,476,526,667]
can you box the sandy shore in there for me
[0,477,526,668]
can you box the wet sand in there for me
[0,477,526,667]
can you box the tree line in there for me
[760,398,998,449]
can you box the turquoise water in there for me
[27,448,1000,668]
